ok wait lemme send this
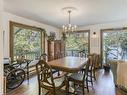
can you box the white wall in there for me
[3,12,61,57]
[79,20,127,54]
[3,11,127,57]
[0,0,3,94]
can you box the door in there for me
[101,28,127,64]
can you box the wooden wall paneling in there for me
[54,40,61,59]
[47,40,54,61]
[60,40,65,57]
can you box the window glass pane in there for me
[65,32,89,56]
[13,26,42,60]
[10,22,45,61]
[102,29,127,63]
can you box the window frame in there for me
[100,27,127,66]
[65,30,90,55]
[10,21,45,60]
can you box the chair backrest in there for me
[4,58,11,65]
[40,53,48,62]
[88,53,99,69]
[36,60,55,88]
[92,54,96,66]
[86,54,94,71]
[79,50,87,58]
[92,53,100,68]
[83,57,91,80]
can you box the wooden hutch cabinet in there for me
[47,40,65,61]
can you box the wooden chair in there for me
[79,50,87,58]
[36,60,65,95]
[94,54,101,69]
[86,54,98,86]
[66,58,90,94]
[77,54,97,92]
[40,53,48,62]
[40,53,60,76]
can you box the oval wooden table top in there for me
[48,56,88,73]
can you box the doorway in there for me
[101,28,127,64]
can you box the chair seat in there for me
[36,60,65,95]
[29,60,39,68]
[68,73,84,81]
[52,69,59,73]
[42,76,65,87]
[67,72,87,94]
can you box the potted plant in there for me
[103,63,110,72]
[61,33,67,40]
[48,32,56,41]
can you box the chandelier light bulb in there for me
[63,25,65,28]
[74,25,77,28]
[62,7,77,33]
[69,24,71,27]
[65,27,67,30]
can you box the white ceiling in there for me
[4,0,127,28]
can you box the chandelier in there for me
[62,8,77,33]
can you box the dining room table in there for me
[47,56,88,94]
[47,56,88,73]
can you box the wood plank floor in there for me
[6,69,127,95]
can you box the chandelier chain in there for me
[68,10,71,24]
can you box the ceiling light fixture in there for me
[62,7,77,33]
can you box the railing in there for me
[14,52,41,60]
[13,50,88,61]
[104,49,127,63]
[65,50,88,57]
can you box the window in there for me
[101,28,127,64]
[10,21,45,60]
[65,30,90,56]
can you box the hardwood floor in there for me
[6,69,126,95]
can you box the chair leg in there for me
[86,77,89,92]
[74,81,76,94]
[66,79,69,95]
[27,66,29,84]
[53,89,56,95]
[93,69,96,81]
[90,71,93,86]
[38,86,41,95]
[58,70,60,76]
[45,91,50,95]
[82,84,85,95]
